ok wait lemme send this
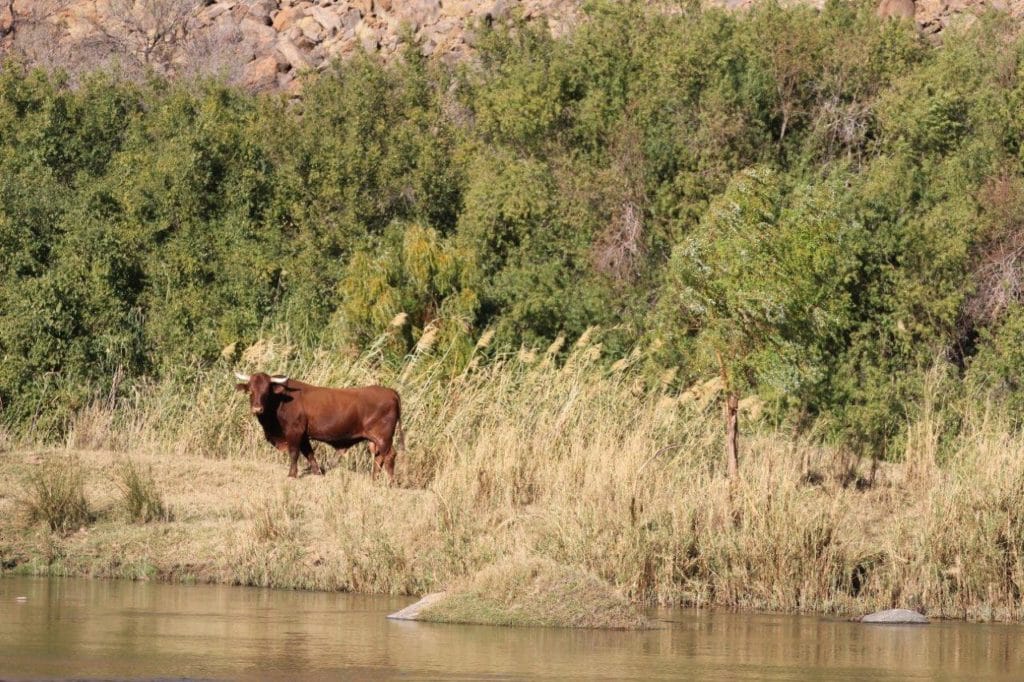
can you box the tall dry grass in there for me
[6,326,1024,621]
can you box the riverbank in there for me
[2,341,1024,622]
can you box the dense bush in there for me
[3,1,1024,453]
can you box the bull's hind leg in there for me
[301,436,323,476]
[370,438,396,484]
[369,441,383,480]
[381,444,396,483]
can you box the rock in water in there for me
[861,608,929,624]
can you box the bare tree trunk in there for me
[725,391,739,480]
[715,350,740,480]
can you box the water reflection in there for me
[1,577,1021,680]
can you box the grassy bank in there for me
[2,334,1024,622]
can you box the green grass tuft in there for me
[117,458,170,523]
[20,457,92,534]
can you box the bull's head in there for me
[234,372,289,415]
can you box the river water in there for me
[1,576,1022,680]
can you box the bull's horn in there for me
[234,372,251,382]
[270,375,288,384]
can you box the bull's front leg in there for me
[287,441,301,478]
[301,436,323,476]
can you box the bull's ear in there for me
[270,383,288,394]
[235,383,249,393]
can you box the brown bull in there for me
[234,372,402,480]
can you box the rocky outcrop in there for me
[914,0,1024,35]
[0,0,14,37]
[1,0,1020,91]
[1,0,581,90]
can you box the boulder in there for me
[282,72,303,95]
[287,25,316,49]
[860,609,929,624]
[199,2,233,25]
[876,0,916,21]
[432,18,454,34]
[63,4,99,41]
[239,16,277,46]
[245,0,277,21]
[276,35,311,70]
[0,1,14,36]
[241,54,280,90]
[310,5,342,33]
[272,5,306,32]
[340,8,362,31]
[297,15,325,43]
[396,0,440,30]
[443,0,478,19]
[481,0,511,22]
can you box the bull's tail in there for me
[395,394,405,453]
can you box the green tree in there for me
[657,166,862,474]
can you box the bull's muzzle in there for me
[251,407,264,415]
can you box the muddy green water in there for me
[1,577,1023,680]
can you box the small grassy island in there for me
[405,557,650,630]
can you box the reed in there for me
[2,329,1023,621]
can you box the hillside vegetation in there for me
[5,1,1024,454]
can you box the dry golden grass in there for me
[116,458,170,523]
[3,329,1024,622]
